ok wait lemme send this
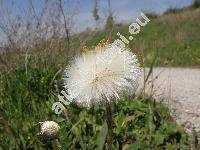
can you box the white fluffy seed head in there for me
[64,44,141,107]
[40,121,60,140]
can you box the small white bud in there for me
[40,121,60,140]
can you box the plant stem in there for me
[104,101,113,150]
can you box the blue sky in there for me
[75,0,193,31]
[1,0,193,33]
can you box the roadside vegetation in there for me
[74,7,200,67]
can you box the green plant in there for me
[193,0,200,8]
[0,54,189,149]
[145,12,159,19]
[164,8,184,15]
[0,62,189,150]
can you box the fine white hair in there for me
[64,44,141,107]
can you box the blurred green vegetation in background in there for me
[193,0,200,8]
[75,6,200,67]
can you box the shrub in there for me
[193,0,200,8]
[164,8,184,15]
[145,12,159,19]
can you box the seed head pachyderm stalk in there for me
[63,42,141,149]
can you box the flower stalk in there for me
[104,100,113,150]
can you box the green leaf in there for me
[96,122,108,150]
[154,133,165,145]
[57,117,66,123]
[128,141,141,150]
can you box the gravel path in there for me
[139,67,200,132]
